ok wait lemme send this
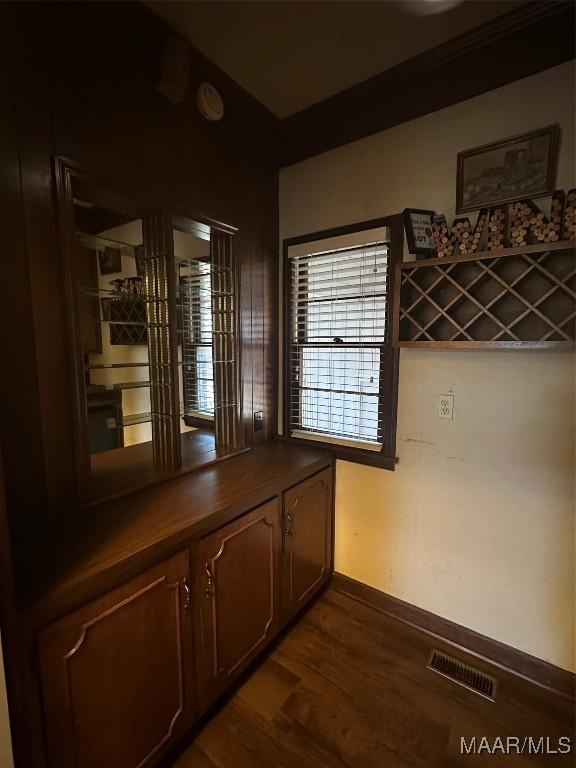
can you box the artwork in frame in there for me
[403,208,436,259]
[98,246,122,275]
[456,124,559,214]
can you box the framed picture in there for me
[98,246,122,275]
[403,208,436,259]
[456,124,559,213]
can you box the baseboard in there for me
[331,572,575,700]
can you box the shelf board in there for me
[398,340,574,350]
[401,239,576,270]
[87,362,150,370]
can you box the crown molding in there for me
[277,1,575,167]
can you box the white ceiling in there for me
[146,0,525,118]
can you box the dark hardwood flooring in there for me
[172,589,574,768]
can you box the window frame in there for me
[282,214,403,470]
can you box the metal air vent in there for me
[428,650,496,701]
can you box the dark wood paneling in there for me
[0,3,49,524]
[0,1,278,524]
[282,468,333,622]
[278,1,576,166]
[38,550,195,768]
[195,499,281,707]
[332,572,576,699]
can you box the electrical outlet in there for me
[437,394,454,420]
[253,411,264,431]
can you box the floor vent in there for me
[428,650,496,701]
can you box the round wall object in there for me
[197,82,224,122]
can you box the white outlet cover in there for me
[437,394,454,420]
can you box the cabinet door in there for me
[196,499,281,706]
[38,551,194,768]
[282,468,333,622]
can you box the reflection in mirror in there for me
[173,219,239,469]
[61,165,242,501]
[71,180,154,496]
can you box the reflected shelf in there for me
[87,362,150,370]
[105,412,174,430]
[76,231,142,252]
[88,381,151,391]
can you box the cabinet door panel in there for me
[283,468,333,622]
[196,499,281,705]
[38,551,194,768]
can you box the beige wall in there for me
[280,61,575,671]
[0,635,13,768]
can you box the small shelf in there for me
[398,240,575,348]
[400,240,575,269]
[105,412,174,430]
[87,362,150,370]
[90,381,150,391]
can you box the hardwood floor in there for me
[172,588,574,768]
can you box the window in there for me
[180,261,215,422]
[284,217,402,469]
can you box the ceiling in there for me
[145,0,525,119]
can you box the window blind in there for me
[287,239,390,447]
[180,261,215,419]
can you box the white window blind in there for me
[180,261,215,418]
[287,238,391,448]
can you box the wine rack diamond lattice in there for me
[398,243,575,346]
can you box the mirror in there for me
[70,178,154,496]
[58,163,242,501]
[172,217,240,470]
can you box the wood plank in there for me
[400,240,576,270]
[397,341,574,350]
[22,441,332,626]
[331,572,576,699]
[170,588,575,768]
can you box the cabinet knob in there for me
[284,499,297,537]
[182,577,191,611]
[204,563,214,599]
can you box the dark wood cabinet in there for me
[37,550,195,768]
[195,499,282,706]
[32,451,334,768]
[282,468,334,622]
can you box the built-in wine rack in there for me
[397,241,575,348]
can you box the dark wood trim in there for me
[398,340,574,350]
[400,238,576,269]
[331,572,575,699]
[171,211,238,237]
[277,1,575,166]
[0,450,20,765]
[276,435,397,470]
[282,215,403,470]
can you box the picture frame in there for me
[403,208,436,259]
[456,124,559,214]
[98,246,122,275]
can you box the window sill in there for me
[276,434,397,470]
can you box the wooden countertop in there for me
[21,439,333,627]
